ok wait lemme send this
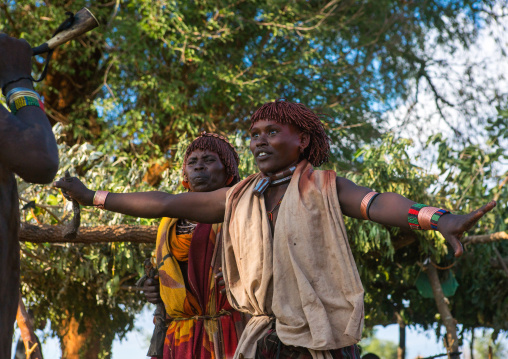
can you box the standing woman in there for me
[145,133,249,359]
[56,101,495,359]
[58,133,247,359]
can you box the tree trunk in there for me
[426,263,460,358]
[19,223,157,243]
[59,313,111,359]
[16,293,43,359]
[395,311,406,359]
[470,329,474,359]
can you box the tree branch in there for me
[19,223,157,244]
[493,175,508,202]
[493,246,508,277]
[462,231,508,245]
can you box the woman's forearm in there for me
[54,177,228,223]
[368,192,415,228]
[103,191,175,218]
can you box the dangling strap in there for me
[32,12,75,82]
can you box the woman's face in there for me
[249,119,309,175]
[184,149,228,192]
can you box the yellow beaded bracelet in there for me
[8,95,45,115]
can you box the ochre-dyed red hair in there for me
[182,132,240,186]
[250,100,330,166]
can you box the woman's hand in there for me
[438,200,497,257]
[53,176,95,206]
[143,276,162,304]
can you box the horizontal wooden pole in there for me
[19,223,157,244]
[462,231,508,245]
[19,224,507,247]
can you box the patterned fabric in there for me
[154,218,246,359]
[408,203,427,230]
[169,230,192,262]
[255,328,361,359]
[9,95,45,114]
[430,209,449,229]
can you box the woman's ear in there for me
[299,132,310,153]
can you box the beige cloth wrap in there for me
[222,160,364,359]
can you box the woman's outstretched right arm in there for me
[53,177,228,224]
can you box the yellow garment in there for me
[155,218,190,317]
[155,217,226,356]
[171,232,193,262]
[222,160,365,359]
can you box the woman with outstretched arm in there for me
[55,100,495,359]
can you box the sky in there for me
[7,307,452,359]
[14,311,503,359]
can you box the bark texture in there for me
[395,311,406,359]
[426,263,460,358]
[462,231,508,245]
[59,314,104,359]
[16,293,43,359]
[19,223,157,243]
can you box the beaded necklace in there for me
[176,219,197,235]
[266,193,285,222]
[253,165,296,197]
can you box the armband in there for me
[93,190,109,209]
[408,204,450,230]
[360,191,380,220]
[6,87,44,115]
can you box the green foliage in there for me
[1,0,507,354]
[473,331,508,359]
[426,114,508,332]
[360,334,398,359]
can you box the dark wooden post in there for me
[16,293,42,359]
[425,262,459,358]
[395,311,406,359]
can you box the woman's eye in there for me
[252,133,259,138]
[269,130,277,135]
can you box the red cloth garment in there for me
[154,219,247,359]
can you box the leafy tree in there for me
[1,0,507,357]
[360,335,398,359]
[473,331,508,359]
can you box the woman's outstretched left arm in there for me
[336,176,496,257]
